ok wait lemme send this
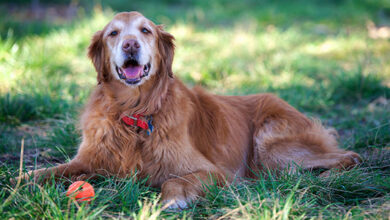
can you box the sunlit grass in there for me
[1,8,389,105]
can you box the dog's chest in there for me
[137,132,211,187]
[138,142,190,186]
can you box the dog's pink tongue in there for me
[123,66,142,79]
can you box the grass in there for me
[0,0,390,219]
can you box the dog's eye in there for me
[141,28,150,34]
[109,30,118,37]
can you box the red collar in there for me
[121,114,154,135]
[122,114,148,129]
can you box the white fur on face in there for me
[105,16,157,86]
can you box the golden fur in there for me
[21,12,361,209]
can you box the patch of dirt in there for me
[360,148,390,170]
[0,148,64,170]
[0,122,63,169]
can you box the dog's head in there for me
[88,12,174,86]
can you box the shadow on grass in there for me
[223,71,390,112]
[0,93,75,125]
[332,69,390,103]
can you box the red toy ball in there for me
[66,181,95,202]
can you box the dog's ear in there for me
[157,25,175,78]
[88,30,111,83]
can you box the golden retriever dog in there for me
[21,11,361,209]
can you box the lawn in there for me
[1,0,390,219]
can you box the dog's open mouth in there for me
[116,59,151,85]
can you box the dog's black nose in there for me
[122,39,140,55]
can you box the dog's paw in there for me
[161,180,195,211]
[340,151,362,168]
[10,171,34,186]
[319,151,362,178]
[162,198,189,211]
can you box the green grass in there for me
[1,0,390,219]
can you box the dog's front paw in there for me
[11,168,53,186]
[10,170,34,186]
[161,179,198,211]
[161,198,189,211]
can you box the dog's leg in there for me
[253,124,361,173]
[254,141,361,173]
[161,170,225,210]
[252,94,361,174]
[16,159,94,184]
